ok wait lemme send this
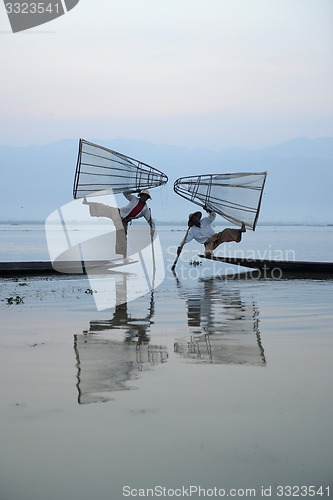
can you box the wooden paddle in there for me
[171,227,190,272]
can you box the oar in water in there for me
[171,227,190,272]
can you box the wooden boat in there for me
[198,255,333,276]
[0,259,137,277]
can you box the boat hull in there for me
[198,255,333,277]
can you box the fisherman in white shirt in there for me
[177,207,246,258]
[83,190,154,258]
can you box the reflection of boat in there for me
[73,276,168,404]
[173,277,266,365]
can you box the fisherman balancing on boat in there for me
[177,207,246,258]
[83,190,155,258]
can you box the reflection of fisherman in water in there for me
[74,273,167,404]
[173,276,266,365]
[83,190,155,258]
[89,279,154,345]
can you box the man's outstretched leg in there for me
[204,223,246,257]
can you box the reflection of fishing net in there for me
[74,334,168,404]
[174,172,267,230]
[73,139,168,198]
[173,285,266,366]
[174,332,265,366]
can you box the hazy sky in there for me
[1,0,332,149]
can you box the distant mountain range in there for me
[1,136,333,224]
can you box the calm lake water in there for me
[0,224,332,500]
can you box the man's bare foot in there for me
[82,196,89,205]
[241,222,246,232]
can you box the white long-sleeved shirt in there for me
[120,192,153,225]
[184,212,216,244]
